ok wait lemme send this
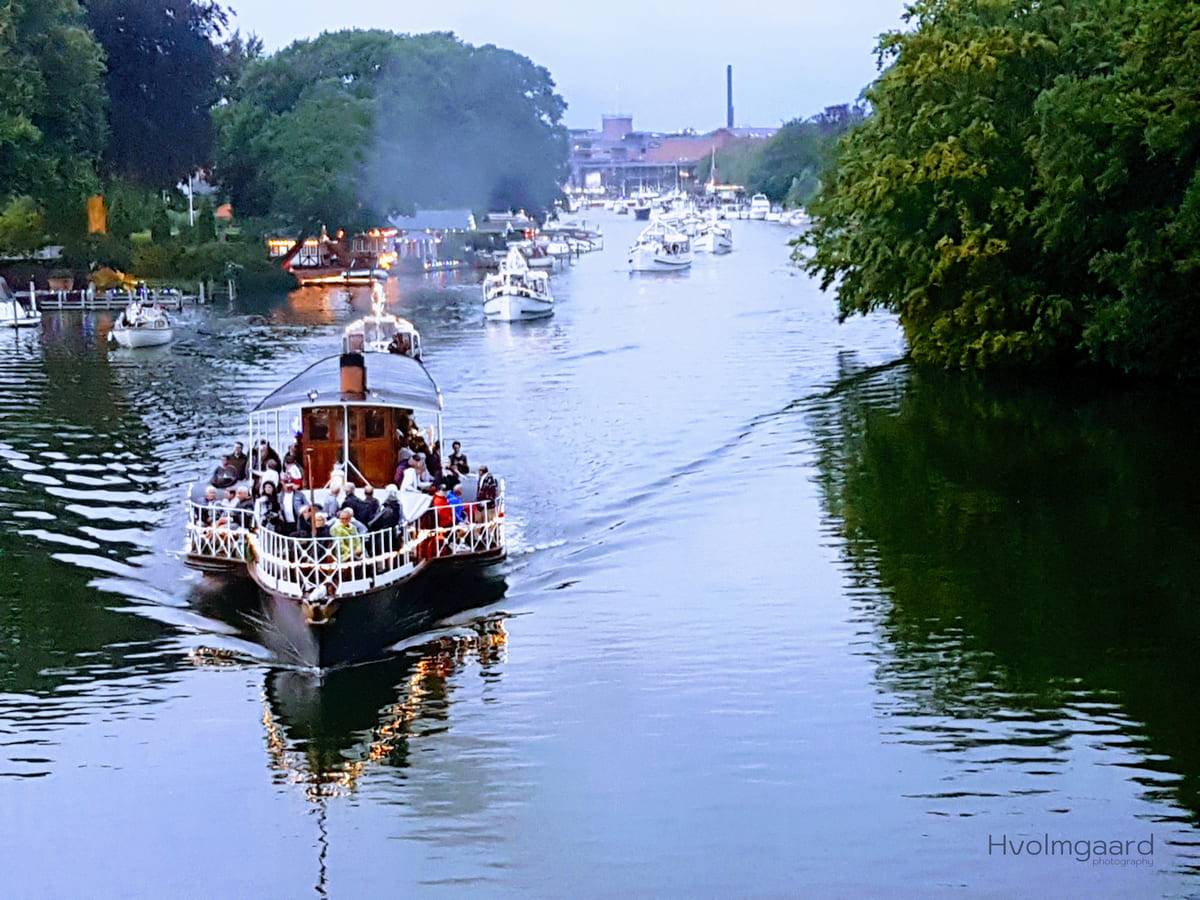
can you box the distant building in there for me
[567,115,778,195]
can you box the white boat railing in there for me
[251,522,414,600]
[184,503,253,563]
[185,494,506,599]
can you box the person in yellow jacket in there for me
[330,508,363,561]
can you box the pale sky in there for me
[224,1,912,132]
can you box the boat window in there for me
[362,408,388,439]
[305,407,343,442]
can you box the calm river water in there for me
[1,215,1199,898]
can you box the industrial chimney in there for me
[727,65,734,129]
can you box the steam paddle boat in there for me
[184,351,505,668]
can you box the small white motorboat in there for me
[109,300,173,348]
[748,193,771,220]
[693,218,733,254]
[628,220,692,272]
[0,277,41,328]
[482,248,554,321]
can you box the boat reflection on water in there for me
[260,615,507,800]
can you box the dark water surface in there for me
[1,216,1199,897]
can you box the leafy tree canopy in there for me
[800,0,1200,378]
[0,0,106,223]
[748,106,865,206]
[84,0,229,187]
[215,29,569,232]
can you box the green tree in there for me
[84,0,229,187]
[1030,0,1200,377]
[747,107,862,205]
[215,29,568,231]
[0,197,46,256]
[0,0,106,233]
[696,140,763,191]
[802,0,1200,378]
[195,204,217,243]
[800,0,1078,371]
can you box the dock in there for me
[15,281,235,312]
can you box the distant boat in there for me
[482,247,554,320]
[109,300,173,348]
[748,194,771,220]
[0,277,41,328]
[628,219,693,272]
[693,217,733,254]
[342,282,422,358]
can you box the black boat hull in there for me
[193,553,506,669]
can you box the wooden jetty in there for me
[15,280,236,312]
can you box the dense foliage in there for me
[697,105,862,209]
[215,29,569,231]
[83,0,230,187]
[800,0,1200,378]
[0,0,106,247]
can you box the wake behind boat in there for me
[183,351,506,669]
[109,299,173,347]
[482,247,554,321]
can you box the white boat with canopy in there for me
[482,247,554,320]
[628,219,692,271]
[342,282,422,358]
[693,215,733,254]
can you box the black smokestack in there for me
[726,65,733,129]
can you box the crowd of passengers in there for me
[198,436,499,549]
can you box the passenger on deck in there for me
[282,453,303,488]
[233,485,255,528]
[325,465,346,490]
[330,508,363,560]
[254,481,281,530]
[312,511,331,539]
[277,482,304,535]
[426,441,444,482]
[199,486,221,525]
[229,442,249,480]
[346,484,378,527]
[323,482,347,520]
[448,441,469,475]
[402,453,434,495]
[252,439,281,474]
[445,479,467,523]
[260,459,281,491]
[369,485,401,532]
[393,446,414,485]
[211,455,239,489]
[474,466,498,522]
[431,483,454,528]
